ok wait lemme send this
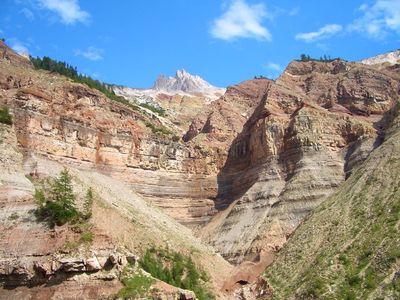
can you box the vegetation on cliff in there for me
[298,53,342,62]
[264,124,400,299]
[30,56,175,137]
[29,56,141,111]
[34,169,93,227]
[117,270,154,299]
[140,247,214,300]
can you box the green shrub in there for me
[0,107,12,125]
[302,277,326,298]
[139,247,214,300]
[81,231,94,243]
[117,272,154,299]
[34,169,79,226]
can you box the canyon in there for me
[1,38,400,299]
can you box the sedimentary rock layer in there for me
[202,59,400,264]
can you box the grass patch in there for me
[80,231,94,243]
[117,266,154,299]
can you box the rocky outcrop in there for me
[201,59,400,264]
[183,78,272,157]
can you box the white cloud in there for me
[349,0,400,38]
[264,62,282,72]
[20,8,34,20]
[210,0,272,41]
[295,24,342,42]
[75,46,103,61]
[37,0,90,25]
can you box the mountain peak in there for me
[153,69,223,95]
[176,69,190,78]
[360,49,400,66]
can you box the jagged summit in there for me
[153,69,223,94]
[360,49,400,66]
[113,69,225,107]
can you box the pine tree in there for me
[83,187,93,220]
[35,169,78,226]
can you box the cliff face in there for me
[0,42,233,299]
[201,59,400,264]
[0,41,226,227]
[0,123,231,299]
[264,101,400,299]
[2,38,400,298]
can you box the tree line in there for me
[30,56,126,104]
[298,53,341,62]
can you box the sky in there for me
[1,0,400,88]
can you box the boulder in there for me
[33,261,50,276]
[59,258,85,272]
[178,289,196,300]
[85,257,101,272]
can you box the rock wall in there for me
[202,59,400,264]
[0,41,223,227]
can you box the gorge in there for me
[1,39,400,299]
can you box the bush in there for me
[35,169,79,226]
[117,272,154,299]
[0,107,12,125]
[81,231,94,243]
[139,247,214,300]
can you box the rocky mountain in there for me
[0,41,232,299]
[198,58,400,268]
[153,69,224,95]
[1,37,400,300]
[263,100,400,299]
[113,69,225,111]
[360,49,400,66]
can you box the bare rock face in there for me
[183,78,272,161]
[201,59,400,264]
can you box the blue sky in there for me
[1,0,400,88]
